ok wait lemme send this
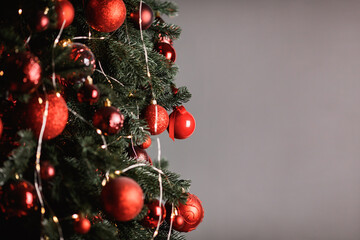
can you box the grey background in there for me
[148,0,360,239]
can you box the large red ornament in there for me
[154,42,176,62]
[24,93,68,140]
[128,146,152,165]
[130,2,154,30]
[40,161,56,180]
[77,82,100,105]
[85,0,126,32]
[55,0,75,29]
[173,193,204,232]
[0,180,38,218]
[92,106,124,135]
[168,106,195,141]
[140,200,166,228]
[101,176,144,221]
[143,101,169,135]
[0,51,41,93]
[73,217,91,234]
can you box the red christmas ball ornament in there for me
[128,146,152,165]
[77,83,100,105]
[40,161,56,180]
[92,106,124,135]
[29,11,49,32]
[168,106,195,141]
[174,193,204,232]
[55,0,74,29]
[101,176,144,221]
[154,41,176,62]
[130,2,154,30]
[73,217,91,234]
[141,200,166,228]
[139,135,151,149]
[0,180,38,218]
[0,117,3,138]
[143,100,169,135]
[0,51,41,93]
[165,203,185,229]
[85,0,126,32]
[24,93,68,140]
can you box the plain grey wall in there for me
[149,0,360,239]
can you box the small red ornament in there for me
[173,193,204,232]
[130,2,154,30]
[0,180,38,218]
[0,51,41,93]
[101,176,144,221]
[55,0,75,29]
[30,11,49,32]
[141,200,166,228]
[24,93,68,140]
[40,161,56,180]
[139,135,151,149]
[0,117,3,138]
[73,217,91,234]
[85,0,126,32]
[143,100,169,135]
[92,106,124,135]
[154,41,176,62]
[77,83,100,105]
[165,203,185,229]
[168,106,195,141]
[128,146,152,165]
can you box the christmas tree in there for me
[0,0,204,239]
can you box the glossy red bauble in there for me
[0,180,38,218]
[141,200,166,228]
[139,135,151,149]
[154,42,176,62]
[92,106,124,135]
[86,0,126,32]
[55,0,74,29]
[0,51,41,93]
[40,161,56,180]
[77,83,100,105]
[130,2,154,30]
[24,93,68,140]
[101,176,144,221]
[73,217,91,234]
[128,146,152,165]
[173,193,204,232]
[31,11,49,32]
[168,106,195,140]
[143,102,169,135]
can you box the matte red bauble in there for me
[130,2,154,30]
[0,180,38,218]
[143,101,169,135]
[139,135,151,149]
[154,42,176,62]
[24,93,68,140]
[40,161,56,180]
[168,106,195,140]
[73,217,91,234]
[77,83,100,105]
[92,106,124,135]
[86,0,126,32]
[128,146,152,165]
[0,51,41,93]
[101,176,144,221]
[141,200,166,228]
[55,0,74,29]
[174,193,204,232]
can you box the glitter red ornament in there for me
[24,93,68,140]
[139,135,151,149]
[55,0,74,29]
[130,2,154,30]
[168,106,195,141]
[40,161,56,180]
[142,100,169,135]
[173,193,204,232]
[101,176,144,222]
[77,82,100,105]
[0,180,38,218]
[73,217,91,234]
[128,146,152,165]
[85,0,126,32]
[0,51,41,93]
[140,200,166,228]
[92,105,124,135]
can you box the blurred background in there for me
[148,0,360,239]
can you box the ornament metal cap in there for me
[151,99,157,105]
